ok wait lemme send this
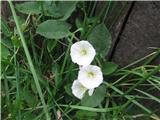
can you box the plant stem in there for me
[40,1,45,21]
[103,81,157,116]
[103,1,112,23]
[8,1,50,120]
[0,1,2,117]
[14,46,21,119]
[60,36,73,75]
[80,2,87,39]
[108,2,128,30]
[30,31,39,68]
[3,72,10,106]
[99,104,106,120]
[143,49,160,65]
[125,65,160,95]
[84,2,108,39]
[87,1,92,15]
[121,51,158,69]
[89,1,97,17]
[95,57,102,68]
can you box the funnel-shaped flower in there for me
[78,65,103,89]
[72,80,94,99]
[70,41,96,66]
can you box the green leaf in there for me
[1,39,13,49]
[64,84,72,96]
[0,42,11,74]
[1,17,12,37]
[15,1,77,20]
[43,2,62,18]
[36,20,71,39]
[76,18,83,29]
[16,2,41,14]
[9,15,26,33]
[21,89,37,107]
[9,15,25,25]
[75,110,97,120]
[87,17,98,24]
[47,40,57,53]
[0,43,10,60]
[22,111,37,120]
[16,1,61,17]
[87,23,112,57]
[52,64,62,88]
[44,1,77,19]
[81,85,106,107]
[11,35,21,48]
[57,1,77,20]
[102,62,118,75]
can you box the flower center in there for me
[79,84,87,91]
[80,49,87,56]
[87,71,95,78]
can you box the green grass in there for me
[1,1,160,120]
[8,1,50,119]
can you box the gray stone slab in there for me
[107,2,132,60]
[112,2,160,67]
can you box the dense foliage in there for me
[1,1,160,120]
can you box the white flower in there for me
[70,40,96,66]
[78,65,103,89]
[71,80,94,99]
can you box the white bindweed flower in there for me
[78,65,103,89]
[71,80,94,99]
[70,40,96,66]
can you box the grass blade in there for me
[135,89,160,104]
[59,104,121,113]
[125,65,160,94]
[103,81,158,117]
[8,1,50,119]
[14,47,21,119]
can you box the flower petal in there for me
[70,40,96,66]
[78,65,103,89]
[71,80,87,99]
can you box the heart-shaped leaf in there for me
[16,2,41,14]
[57,1,77,20]
[87,23,112,57]
[16,1,77,20]
[36,20,71,39]
[102,62,118,75]
[81,85,106,107]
